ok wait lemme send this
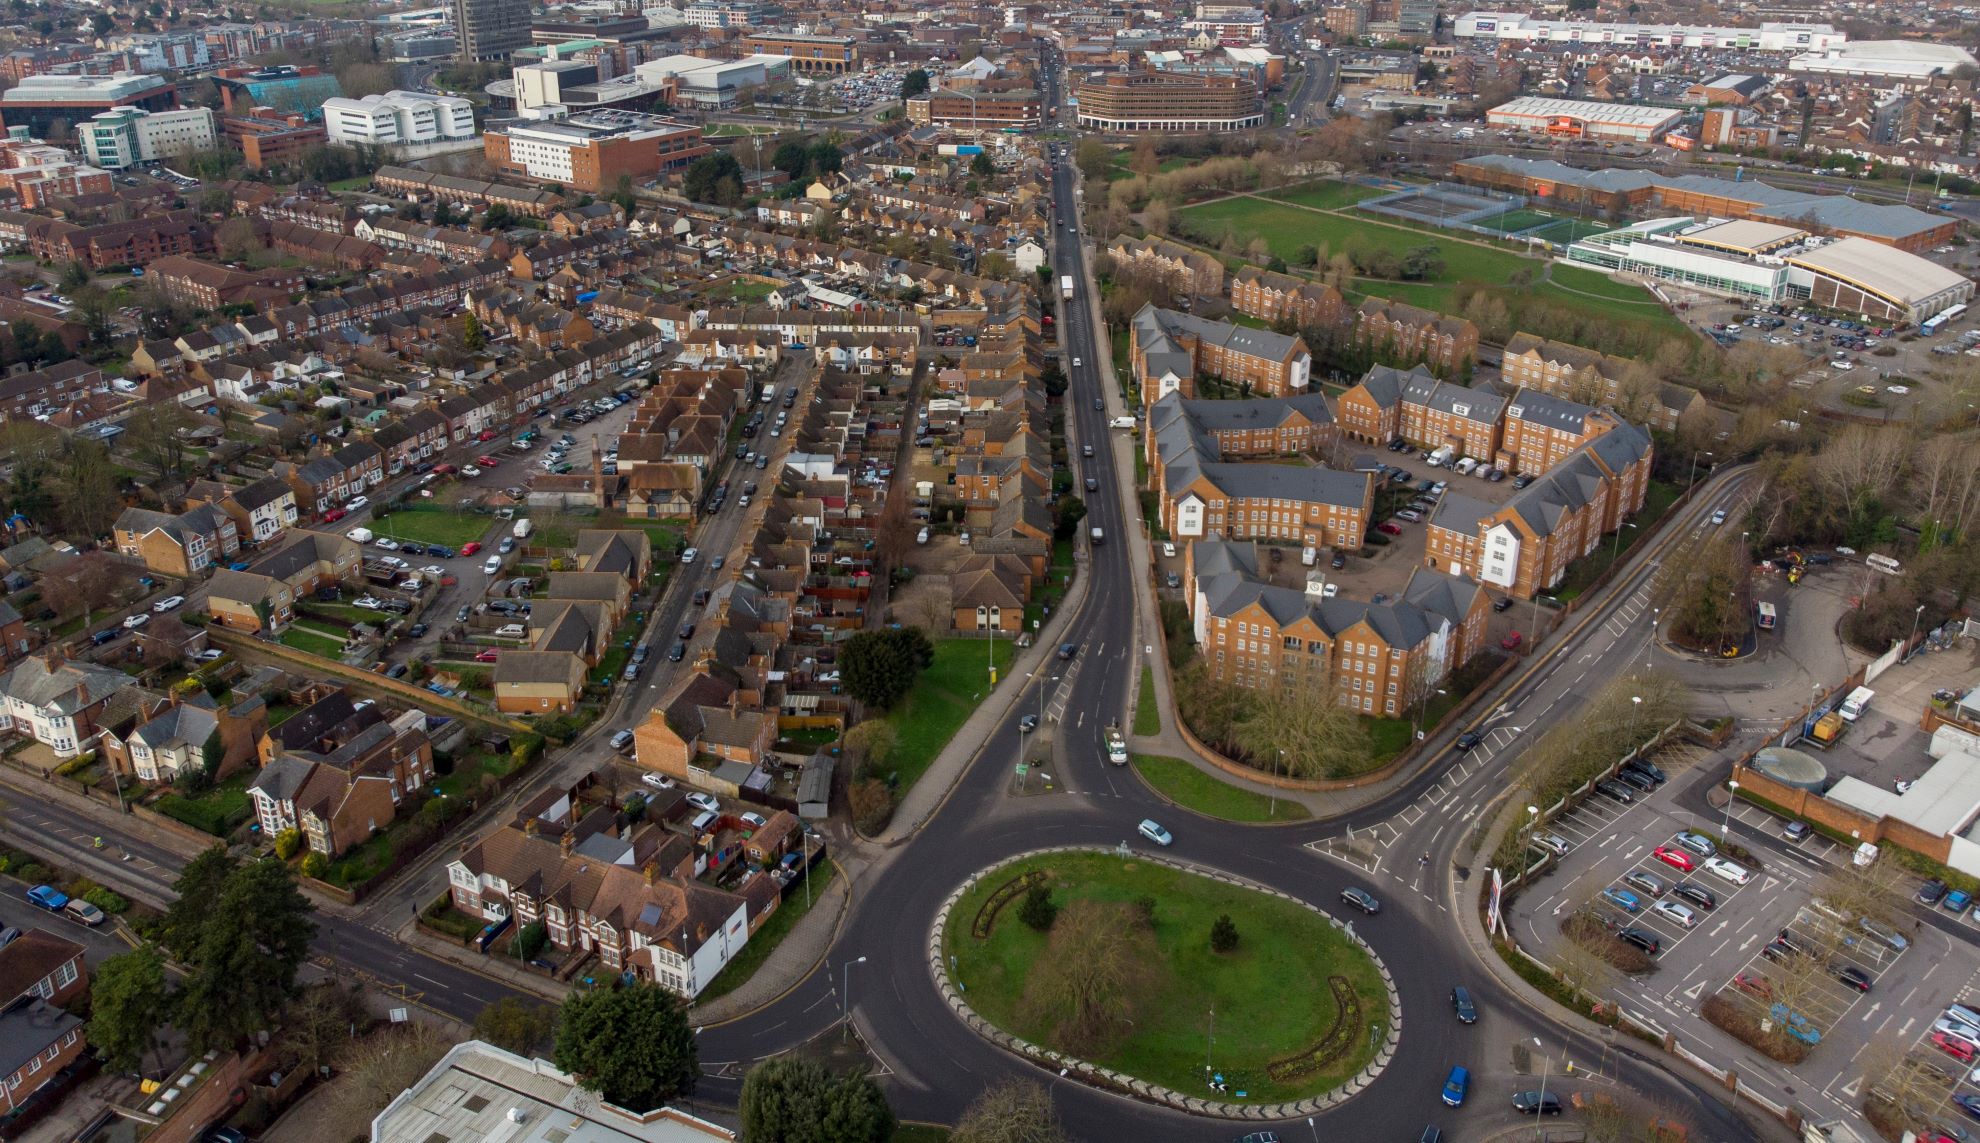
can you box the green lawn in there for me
[323,831,395,888]
[712,278,776,303]
[945,851,1388,1102]
[1263,179,1384,211]
[697,859,838,1002]
[374,507,500,551]
[882,638,1017,793]
[1132,755,1309,823]
[279,627,345,659]
[438,750,516,798]
[1135,666,1160,736]
[153,774,253,837]
[326,175,372,193]
[1176,196,1687,337]
[1107,153,1195,181]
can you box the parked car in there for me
[1704,857,1752,885]
[1601,887,1642,913]
[1500,631,1524,650]
[1617,927,1661,954]
[686,793,719,813]
[1920,879,1950,905]
[1651,900,1697,928]
[1653,845,1697,872]
[1831,963,1873,992]
[1454,731,1483,751]
[122,613,150,630]
[1534,833,1571,856]
[1673,883,1717,911]
[1512,1092,1563,1115]
[25,885,66,911]
[1623,870,1667,896]
[1950,890,1975,914]
[461,542,482,556]
[1594,779,1634,803]
[151,595,186,613]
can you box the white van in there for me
[1839,686,1874,722]
[347,527,374,543]
[1453,457,1478,476]
[494,623,527,639]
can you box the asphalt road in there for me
[688,164,1770,1140]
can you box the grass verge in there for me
[1131,755,1309,823]
[697,859,838,1003]
[1135,666,1160,736]
[279,626,344,659]
[945,851,1387,1103]
[373,506,498,551]
[1553,480,1681,602]
[883,638,1016,793]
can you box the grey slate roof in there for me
[131,702,218,751]
[0,656,131,715]
[250,754,315,803]
[1506,387,1597,433]
[1189,462,1370,508]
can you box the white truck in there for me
[1106,725,1128,766]
[512,518,534,541]
[1060,275,1074,300]
[1089,525,1104,545]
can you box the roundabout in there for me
[930,847,1400,1115]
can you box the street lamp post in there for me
[1689,449,1714,487]
[1611,521,1637,565]
[1532,1037,1550,1136]
[1723,780,1739,842]
[1907,602,1926,657]
[842,955,867,1027]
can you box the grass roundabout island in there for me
[940,849,1393,1105]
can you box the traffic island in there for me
[930,846,1400,1117]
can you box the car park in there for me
[1137,819,1173,846]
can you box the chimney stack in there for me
[559,831,575,858]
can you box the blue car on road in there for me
[1441,1066,1469,1107]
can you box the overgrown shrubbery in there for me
[1701,992,1808,1064]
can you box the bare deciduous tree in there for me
[951,1079,1070,1143]
[1017,899,1154,1054]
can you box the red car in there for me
[322,508,347,523]
[1732,973,1771,999]
[1501,631,1524,651]
[1935,1031,1977,1062]
[1376,522,1404,536]
[474,649,500,663]
[1653,845,1696,872]
[477,428,499,441]
[475,455,501,468]
[433,464,459,475]
[461,542,482,556]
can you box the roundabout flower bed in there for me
[940,849,1393,1105]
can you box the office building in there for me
[212,65,344,122]
[454,0,532,61]
[223,112,328,170]
[0,73,175,137]
[323,90,475,145]
[739,32,859,74]
[82,106,215,169]
[485,109,709,192]
[1074,71,1263,133]
[908,87,1043,133]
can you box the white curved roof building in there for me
[1788,40,1980,79]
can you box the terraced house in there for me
[1152,422,1368,551]
[1353,297,1479,375]
[1499,332,1707,432]
[1500,389,1629,475]
[205,530,360,632]
[1131,303,1313,405]
[1337,364,1504,459]
[1188,541,1491,716]
[112,503,240,577]
[246,689,435,858]
[1424,424,1654,600]
[1105,235,1226,298]
[1228,267,1346,332]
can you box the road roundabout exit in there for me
[928,845,1402,1121]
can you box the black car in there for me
[89,628,117,645]
[386,662,409,679]
[668,642,686,662]
[382,599,412,615]
[430,546,455,559]
[1511,1092,1563,1115]
[1340,887,1381,914]
[1618,927,1661,954]
[1673,883,1717,910]
[736,443,750,459]
[1093,397,1104,411]
[1493,596,1515,612]
[1595,779,1635,803]
[1624,759,1668,784]
[1450,986,1477,1024]
[1330,552,1346,570]
[678,621,695,639]
[1454,731,1483,751]
[1085,477,1098,491]
[1616,769,1656,792]
[1920,879,1950,905]
[407,623,428,638]
[1831,963,1873,992]
[631,645,650,664]
[398,542,424,556]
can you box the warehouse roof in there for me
[1678,219,1806,254]
[1488,97,1682,129]
[1786,238,1970,306]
